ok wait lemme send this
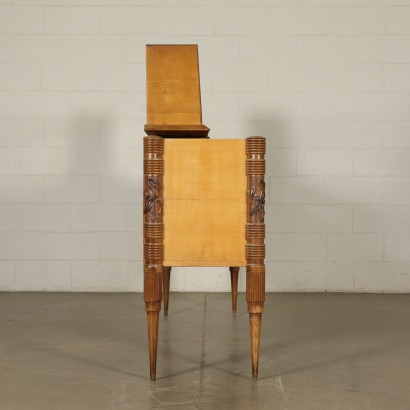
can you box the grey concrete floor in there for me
[0,293,410,410]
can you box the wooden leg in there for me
[229,267,239,316]
[147,309,160,381]
[143,135,164,381]
[163,267,171,316]
[246,136,266,380]
[249,312,262,379]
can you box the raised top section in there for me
[145,44,209,138]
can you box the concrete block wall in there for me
[0,1,410,292]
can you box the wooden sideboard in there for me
[143,45,266,381]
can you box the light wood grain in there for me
[146,45,202,126]
[163,139,246,267]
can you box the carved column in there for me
[143,135,164,381]
[246,136,266,380]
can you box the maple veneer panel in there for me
[163,139,246,267]
[146,45,202,126]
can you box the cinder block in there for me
[298,36,354,63]
[355,36,383,63]
[326,64,383,92]
[328,7,385,35]
[0,261,14,291]
[270,233,327,260]
[297,205,353,233]
[15,204,71,232]
[265,204,297,233]
[270,176,328,204]
[14,148,69,175]
[328,233,383,260]
[0,36,12,63]
[70,148,130,176]
[71,35,126,62]
[71,204,126,232]
[383,122,410,148]
[297,93,352,120]
[353,93,410,120]
[102,7,156,34]
[385,64,410,91]
[101,175,141,203]
[354,149,410,176]
[43,63,98,91]
[0,176,44,203]
[270,120,327,148]
[385,234,410,261]
[15,93,70,118]
[354,205,410,233]
[379,262,410,292]
[355,261,410,292]
[45,176,100,203]
[45,7,101,34]
[266,261,354,292]
[387,6,410,34]
[382,177,410,205]
[71,260,128,291]
[384,35,410,63]
[215,7,272,35]
[0,204,13,231]
[0,119,43,147]
[15,261,71,291]
[160,7,214,35]
[271,7,330,35]
[266,147,297,176]
[241,36,298,63]
[44,119,99,147]
[100,119,142,147]
[44,233,100,260]
[70,92,141,119]
[127,260,143,292]
[325,177,382,205]
[14,35,69,62]
[202,93,241,120]
[269,64,325,92]
[126,204,142,232]
[239,93,296,120]
[212,64,268,93]
[101,232,141,260]
[0,93,14,118]
[0,232,46,259]
[298,149,353,176]
[97,63,145,91]
[210,120,270,140]
[0,6,44,34]
[327,120,383,148]
[0,148,13,175]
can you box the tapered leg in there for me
[229,267,239,316]
[147,310,159,381]
[246,136,266,380]
[249,312,262,379]
[163,267,171,316]
[143,136,164,381]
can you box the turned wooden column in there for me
[245,136,266,380]
[143,135,164,381]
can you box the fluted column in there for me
[246,136,266,380]
[143,135,164,381]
